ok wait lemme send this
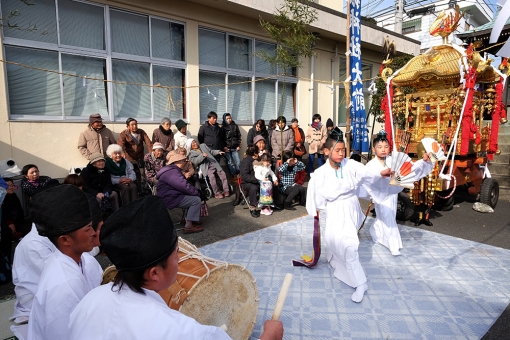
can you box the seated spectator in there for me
[253,153,278,216]
[172,145,201,193]
[156,153,203,234]
[1,179,25,263]
[174,119,192,149]
[9,182,59,326]
[63,174,84,189]
[20,164,52,199]
[152,117,175,151]
[105,145,138,206]
[187,139,229,199]
[279,151,307,210]
[27,185,102,340]
[80,152,120,212]
[247,119,270,147]
[253,135,270,158]
[271,116,295,161]
[144,142,168,187]
[68,196,283,340]
[238,144,260,218]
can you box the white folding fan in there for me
[421,137,446,162]
[389,151,416,189]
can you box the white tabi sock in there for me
[351,282,368,303]
[391,250,401,256]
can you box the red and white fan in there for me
[421,137,446,162]
[389,151,416,189]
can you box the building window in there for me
[1,0,186,121]
[402,18,422,34]
[198,27,297,123]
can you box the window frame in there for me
[1,0,187,122]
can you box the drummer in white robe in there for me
[26,185,102,340]
[363,130,434,256]
[69,195,284,340]
[306,127,369,303]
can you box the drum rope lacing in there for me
[176,237,233,280]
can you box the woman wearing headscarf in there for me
[151,117,175,151]
[105,144,138,206]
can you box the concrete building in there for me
[0,0,419,178]
[373,0,492,53]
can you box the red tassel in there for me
[460,67,477,155]
[489,79,503,154]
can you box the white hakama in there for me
[27,250,102,340]
[363,157,434,254]
[306,159,367,288]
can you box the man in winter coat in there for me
[77,113,116,160]
[220,113,242,179]
[198,111,223,158]
[271,116,295,160]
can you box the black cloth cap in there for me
[30,185,92,237]
[100,196,177,272]
[86,194,102,231]
[326,118,334,127]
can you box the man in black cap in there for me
[69,196,283,340]
[78,113,117,160]
[27,185,102,340]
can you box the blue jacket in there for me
[156,164,199,209]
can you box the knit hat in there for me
[30,185,92,237]
[152,142,164,150]
[166,152,187,164]
[175,119,186,131]
[89,152,105,164]
[326,118,334,128]
[253,135,265,144]
[100,196,178,271]
[89,113,103,125]
[86,194,102,231]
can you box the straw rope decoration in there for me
[0,41,504,106]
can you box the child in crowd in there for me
[306,127,369,303]
[253,153,278,215]
[278,151,306,210]
[362,130,434,256]
[187,139,229,199]
[305,114,328,175]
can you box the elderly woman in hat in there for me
[174,119,192,150]
[105,144,138,206]
[156,152,203,234]
[69,196,284,339]
[152,117,175,151]
[80,152,119,212]
[143,142,167,188]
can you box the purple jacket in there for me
[156,164,199,209]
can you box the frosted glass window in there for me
[199,29,225,67]
[199,71,226,121]
[61,54,107,117]
[153,66,184,120]
[228,35,251,71]
[255,41,276,75]
[58,0,104,50]
[112,60,151,118]
[152,19,184,61]
[1,0,57,44]
[5,46,61,116]
[278,82,295,117]
[255,79,276,121]
[227,75,251,121]
[110,10,149,57]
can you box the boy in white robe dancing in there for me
[363,130,434,256]
[69,195,284,340]
[306,128,369,303]
[26,185,102,340]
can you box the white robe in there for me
[69,283,232,340]
[306,159,367,288]
[27,250,102,340]
[363,157,434,253]
[10,224,56,323]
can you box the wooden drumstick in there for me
[271,273,293,321]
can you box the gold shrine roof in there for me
[392,45,462,86]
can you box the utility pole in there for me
[395,0,404,34]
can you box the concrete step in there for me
[491,175,510,187]
[499,144,510,153]
[497,135,510,143]
[489,163,510,176]
[492,153,510,164]
[498,123,510,135]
